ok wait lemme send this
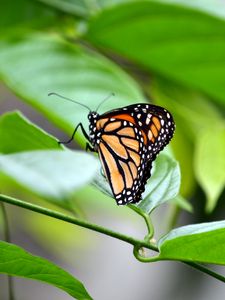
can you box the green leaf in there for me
[0,150,98,204]
[151,0,225,20]
[171,195,193,213]
[0,241,92,300]
[137,154,180,213]
[0,33,144,147]
[1,0,57,35]
[86,1,225,105]
[151,79,223,197]
[0,111,58,154]
[37,0,225,20]
[158,220,225,265]
[37,0,92,17]
[195,125,225,212]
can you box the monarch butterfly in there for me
[49,93,175,205]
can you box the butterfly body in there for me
[87,103,175,205]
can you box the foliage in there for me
[0,0,225,299]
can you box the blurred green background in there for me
[0,0,225,299]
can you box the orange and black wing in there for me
[96,118,148,204]
[96,103,175,205]
[100,103,175,157]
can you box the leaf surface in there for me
[0,241,92,300]
[0,111,58,154]
[86,1,225,105]
[158,220,225,265]
[0,150,98,204]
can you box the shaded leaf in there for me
[195,125,225,212]
[151,79,222,197]
[86,1,225,105]
[1,0,57,34]
[0,111,58,154]
[0,241,92,300]
[158,220,225,265]
[0,150,98,204]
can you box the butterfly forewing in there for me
[89,103,175,205]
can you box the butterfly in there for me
[49,93,175,205]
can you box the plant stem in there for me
[0,194,157,251]
[0,203,15,300]
[128,205,154,240]
[184,262,225,283]
[0,193,225,284]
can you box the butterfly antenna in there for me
[48,92,91,112]
[95,92,115,112]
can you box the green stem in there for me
[0,194,225,284]
[0,203,15,300]
[184,262,225,283]
[0,194,157,251]
[133,244,159,263]
[128,205,154,241]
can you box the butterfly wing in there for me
[96,119,148,204]
[100,103,175,156]
[95,103,175,205]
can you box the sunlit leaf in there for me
[0,150,98,205]
[158,220,225,265]
[0,33,144,148]
[0,111,58,154]
[0,241,92,300]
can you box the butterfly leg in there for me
[85,143,95,152]
[58,122,90,145]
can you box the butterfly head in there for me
[88,111,99,123]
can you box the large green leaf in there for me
[0,241,92,300]
[0,150,98,204]
[0,33,144,148]
[158,220,225,265]
[0,111,58,154]
[86,1,225,105]
[195,125,225,212]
